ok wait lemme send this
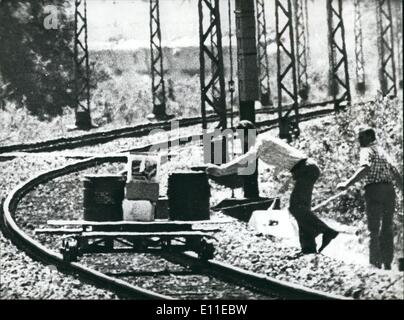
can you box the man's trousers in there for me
[289,159,335,252]
[364,182,396,267]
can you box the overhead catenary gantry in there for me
[326,0,351,109]
[148,0,173,120]
[394,0,402,89]
[74,0,92,129]
[198,0,227,129]
[69,0,394,135]
[303,0,310,61]
[376,0,397,97]
[209,8,222,111]
[293,0,310,101]
[353,0,366,94]
[255,0,273,107]
[275,0,300,141]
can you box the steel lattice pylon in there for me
[275,0,299,141]
[209,13,221,106]
[74,0,91,129]
[303,0,310,60]
[326,0,351,109]
[293,0,310,101]
[149,0,169,119]
[354,0,366,93]
[394,0,402,89]
[376,0,397,97]
[198,0,227,129]
[256,0,273,107]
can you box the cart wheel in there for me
[60,238,79,262]
[161,238,172,252]
[198,238,215,260]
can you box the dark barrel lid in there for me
[82,174,126,181]
[169,170,206,176]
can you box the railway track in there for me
[1,154,347,300]
[0,99,339,155]
[1,105,352,299]
[0,114,218,154]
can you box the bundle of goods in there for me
[123,153,161,222]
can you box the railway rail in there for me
[1,104,354,300]
[0,99,340,155]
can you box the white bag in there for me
[248,201,299,241]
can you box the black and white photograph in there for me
[0,0,403,305]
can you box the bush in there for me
[0,1,79,119]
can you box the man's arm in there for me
[337,165,370,190]
[391,165,403,192]
[206,147,258,176]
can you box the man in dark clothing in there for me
[337,127,403,270]
[207,120,339,254]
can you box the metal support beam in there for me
[235,0,259,124]
[74,0,91,129]
[354,0,366,94]
[376,0,397,97]
[293,0,310,101]
[255,0,273,107]
[394,0,402,89]
[326,0,351,109]
[148,0,171,120]
[198,0,227,129]
[275,0,299,141]
[235,0,260,198]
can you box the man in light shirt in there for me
[207,120,339,254]
[337,127,403,269]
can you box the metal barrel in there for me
[83,175,126,222]
[167,171,211,221]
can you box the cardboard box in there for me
[125,181,159,202]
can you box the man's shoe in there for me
[318,229,339,253]
[147,113,175,121]
[384,263,392,270]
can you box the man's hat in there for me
[355,125,375,136]
[236,120,256,130]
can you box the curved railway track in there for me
[1,105,352,300]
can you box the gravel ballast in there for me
[0,156,119,299]
[1,111,403,300]
[8,151,404,300]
